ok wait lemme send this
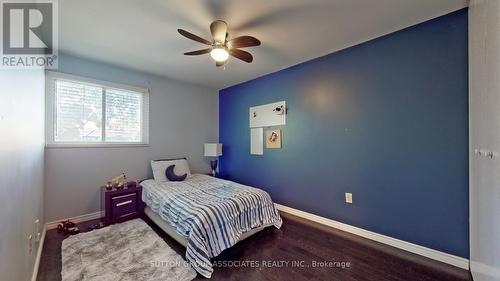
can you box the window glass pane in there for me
[105,89,142,142]
[55,80,103,142]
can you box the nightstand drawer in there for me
[101,185,143,225]
[111,193,137,217]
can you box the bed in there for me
[141,171,282,278]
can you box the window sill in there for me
[45,143,150,149]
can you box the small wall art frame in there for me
[266,129,282,149]
[249,101,286,128]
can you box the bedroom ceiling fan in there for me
[178,20,261,67]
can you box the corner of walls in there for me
[218,9,469,258]
[44,53,219,222]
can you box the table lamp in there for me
[204,143,223,176]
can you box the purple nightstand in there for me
[101,184,143,225]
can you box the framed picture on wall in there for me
[266,129,282,149]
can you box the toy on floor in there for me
[57,220,80,235]
[88,222,106,231]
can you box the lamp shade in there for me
[204,143,222,157]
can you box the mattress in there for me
[144,206,271,248]
[141,174,282,278]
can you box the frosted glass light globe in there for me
[210,48,229,62]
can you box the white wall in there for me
[0,70,45,281]
[469,0,500,280]
[44,54,219,222]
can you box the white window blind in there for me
[46,72,149,147]
[55,80,103,142]
[105,89,143,142]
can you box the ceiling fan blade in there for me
[228,36,261,49]
[216,60,227,67]
[210,20,227,43]
[228,49,253,63]
[184,49,211,55]
[177,29,211,45]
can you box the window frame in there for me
[45,71,149,148]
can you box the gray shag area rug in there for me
[61,219,196,281]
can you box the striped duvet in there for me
[141,174,282,278]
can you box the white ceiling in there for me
[59,0,468,90]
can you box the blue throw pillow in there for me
[165,164,187,181]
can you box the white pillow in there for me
[151,158,191,182]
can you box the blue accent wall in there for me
[219,10,468,258]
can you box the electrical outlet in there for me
[345,192,353,204]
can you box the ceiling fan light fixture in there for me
[178,21,259,66]
[210,47,229,62]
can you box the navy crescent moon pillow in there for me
[165,164,187,181]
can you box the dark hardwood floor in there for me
[37,212,472,281]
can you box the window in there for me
[46,72,149,147]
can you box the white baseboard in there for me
[31,225,47,281]
[275,203,469,270]
[42,207,469,270]
[45,211,103,230]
